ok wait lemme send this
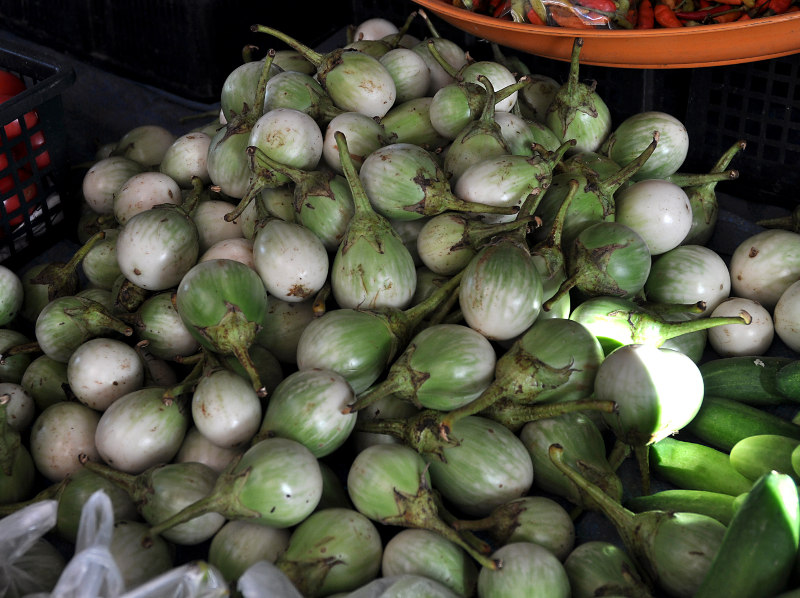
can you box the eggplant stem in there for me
[251,48,276,122]
[353,416,407,439]
[548,443,635,531]
[63,301,133,337]
[396,268,466,340]
[345,377,405,414]
[597,131,659,197]
[633,443,652,496]
[0,341,41,361]
[148,461,257,540]
[663,169,739,188]
[382,471,502,571]
[483,398,618,431]
[28,230,106,297]
[543,272,578,312]
[224,147,284,223]
[608,438,632,472]
[312,284,330,317]
[425,38,460,80]
[425,276,462,327]
[617,307,752,346]
[251,24,323,67]
[0,478,68,517]
[80,459,138,495]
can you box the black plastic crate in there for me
[684,54,800,211]
[0,0,345,103]
[0,38,75,270]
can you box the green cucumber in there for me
[699,355,795,405]
[694,471,800,598]
[683,395,800,452]
[624,489,737,525]
[729,434,800,483]
[649,436,752,496]
[777,360,800,402]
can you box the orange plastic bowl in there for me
[412,0,800,68]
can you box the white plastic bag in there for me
[118,562,229,598]
[237,561,303,598]
[344,575,461,598]
[0,499,63,598]
[44,489,125,598]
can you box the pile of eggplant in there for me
[2,9,800,598]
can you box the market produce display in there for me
[457,0,797,28]
[2,9,800,598]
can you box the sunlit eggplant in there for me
[594,343,705,492]
[453,140,573,220]
[322,111,392,174]
[379,47,431,103]
[116,202,200,291]
[569,295,751,356]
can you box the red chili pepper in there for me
[675,4,730,18]
[767,0,792,13]
[636,0,656,26]
[526,6,547,21]
[626,4,639,24]
[713,7,746,19]
[489,0,511,19]
[574,0,618,12]
[654,2,684,24]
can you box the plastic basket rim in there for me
[0,37,76,120]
